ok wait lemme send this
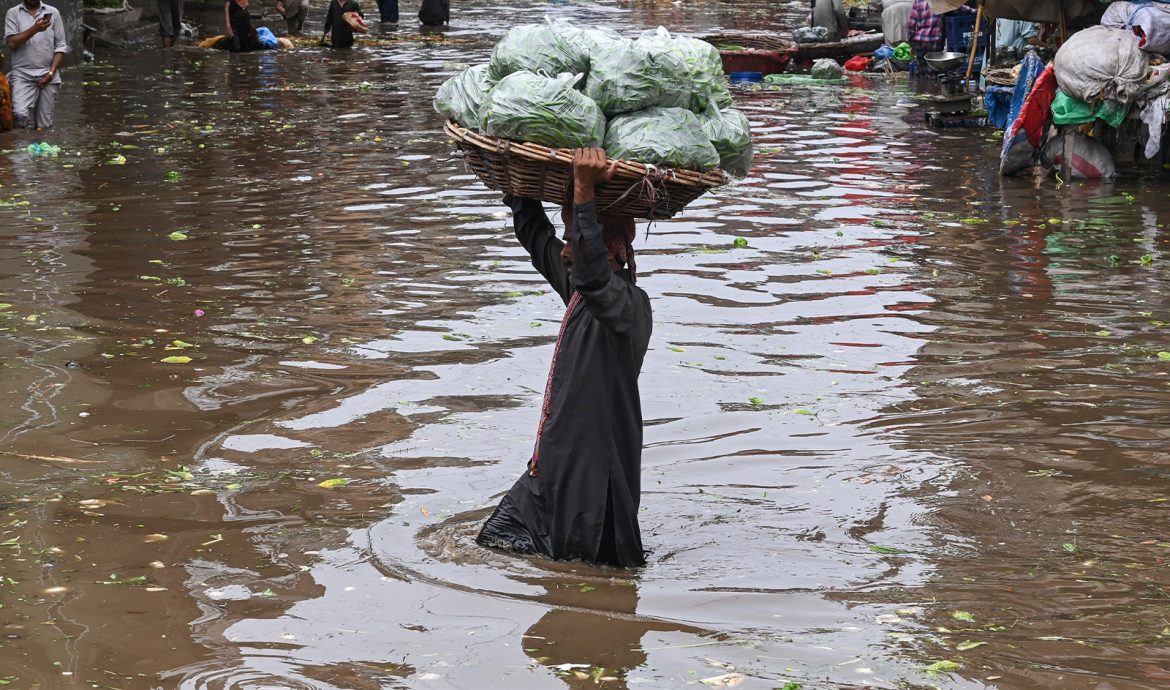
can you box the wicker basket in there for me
[444,121,726,220]
[701,33,797,54]
[984,67,1018,86]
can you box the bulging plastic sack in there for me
[489,24,590,81]
[587,32,692,115]
[699,104,753,177]
[479,71,606,149]
[604,106,721,171]
[811,58,844,80]
[635,27,728,112]
[433,64,496,130]
[550,19,625,69]
[1053,26,1148,104]
[1040,132,1116,179]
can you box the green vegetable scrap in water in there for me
[27,142,61,157]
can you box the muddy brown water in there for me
[2,1,1170,689]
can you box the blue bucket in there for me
[729,71,763,83]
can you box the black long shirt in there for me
[323,0,362,49]
[476,196,653,567]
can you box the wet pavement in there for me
[2,1,1170,688]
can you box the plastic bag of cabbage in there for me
[698,104,753,177]
[433,64,495,131]
[634,27,732,112]
[490,21,618,81]
[604,107,721,171]
[478,71,606,149]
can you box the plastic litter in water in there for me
[27,142,61,157]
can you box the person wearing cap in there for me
[476,149,652,568]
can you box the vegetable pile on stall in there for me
[433,20,754,177]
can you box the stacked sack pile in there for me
[1002,22,1170,178]
[434,21,754,178]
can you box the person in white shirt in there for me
[4,0,68,130]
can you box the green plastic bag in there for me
[605,107,721,171]
[1051,91,1128,128]
[586,34,691,115]
[551,19,625,71]
[433,64,496,130]
[893,42,912,62]
[489,24,589,82]
[699,104,753,177]
[637,28,730,112]
[479,71,606,148]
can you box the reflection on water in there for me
[1,1,1169,688]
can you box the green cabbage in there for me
[489,24,589,81]
[699,104,753,177]
[433,64,496,130]
[479,71,606,148]
[605,106,720,171]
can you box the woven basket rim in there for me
[443,120,727,190]
[701,33,797,52]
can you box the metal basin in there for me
[924,51,966,72]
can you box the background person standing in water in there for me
[476,149,652,568]
[321,0,363,48]
[3,0,67,130]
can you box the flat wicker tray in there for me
[701,33,797,54]
[794,33,884,59]
[444,121,725,220]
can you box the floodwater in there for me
[2,0,1170,688]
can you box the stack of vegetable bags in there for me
[434,21,753,177]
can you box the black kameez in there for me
[323,0,362,49]
[476,196,652,567]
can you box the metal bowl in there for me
[923,51,966,72]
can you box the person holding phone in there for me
[3,0,68,130]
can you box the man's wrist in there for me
[573,182,594,205]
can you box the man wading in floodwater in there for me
[476,148,652,568]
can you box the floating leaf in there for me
[732,237,749,248]
[793,408,815,416]
[868,545,902,554]
[959,218,986,225]
[301,335,319,344]
[168,231,188,241]
[1158,352,1170,361]
[952,611,976,622]
[528,321,541,328]
[955,640,986,651]
[669,346,686,352]
[165,171,180,182]
[749,397,765,406]
[160,356,192,364]
[318,478,349,488]
[1094,330,1111,337]
[169,340,195,349]
[924,660,959,677]
[1062,543,1080,553]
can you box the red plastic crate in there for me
[720,49,793,76]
